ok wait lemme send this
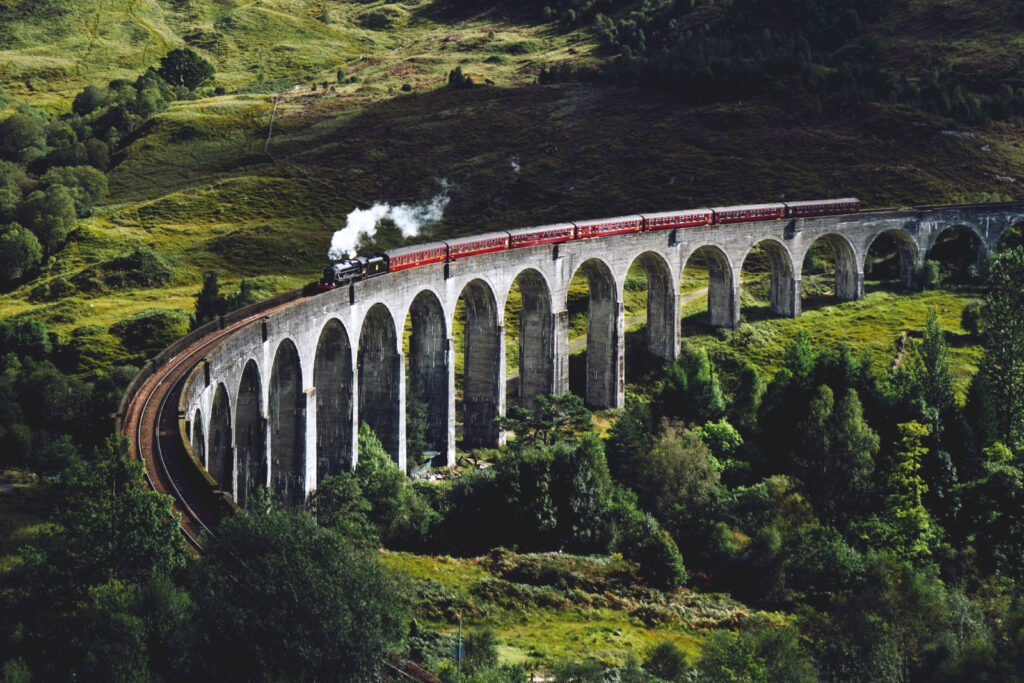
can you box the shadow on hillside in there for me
[414,0,545,23]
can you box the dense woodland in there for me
[1,246,1022,680]
[3,0,1024,680]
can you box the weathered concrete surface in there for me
[178,203,1023,506]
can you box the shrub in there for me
[961,300,982,337]
[644,641,690,681]
[109,309,189,355]
[157,48,214,90]
[360,9,399,30]
[447,66,474,89]
[0,223,42,284]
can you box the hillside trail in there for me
[505,286,708,382]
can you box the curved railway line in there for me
[119,296,311,549]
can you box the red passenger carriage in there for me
[386,241,448,272]
[508,223,576,248]
[640,209,713,230]
[445,231,511,260]
[785,198,861,218]
[574,215,644,239]
[710,203,786,224]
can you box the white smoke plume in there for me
[328,180,452,260]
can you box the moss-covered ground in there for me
[382,549,776,669]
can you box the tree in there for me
[18,185,76,254]
[72,84,109,116]
[605,396,653,483]
[975,247,1024,452]
[190,271,226,330]
[0,223,41,284]
[792,386,879,530]
[870,421,936,563]
[961,300,983,338]
[354,422,435,548]
[39,166,109,216]
[551,434,614,552]
[655,345,726,425]
[644,641,689,681]
[157,48,214,90]
[917,307,956,420]
[629,420,721,534]
[187,505,406,681]
[447,65,474,88]
[496,393,592,448]
[306,472,377,543]
[22,436,186,593]
[0,114,46,163]
[730,363,765,436]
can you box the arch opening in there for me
[681,245,737,330]
[208,384,233,494]
[621,253,676,382]
[404,291,448,469]
[358,304,402,465]
[865,229,919,291]
[504,269,554,412]
[236,360,265,509]
[801,234,859,306]
[926,224,986,286]
[997,220,1024,252]
[315,319,354,482]
[191,409,205,464]
[270,339,306,506]
[567,259,621,409]
[455,279,502,448]
[738,240,797,321]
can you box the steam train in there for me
[318,198,861,290]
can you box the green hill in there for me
[0,0,1020,360]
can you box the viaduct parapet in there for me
[172,204,1023,508]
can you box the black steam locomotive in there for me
[318,254,387,291]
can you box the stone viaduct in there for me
[177,203,1023,508]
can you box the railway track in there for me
[120,298,310,549]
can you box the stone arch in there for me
[683,245,738,328]
[236,360,265,509]
[739,239,798,318]
[506,268,554,411]
[569,258,622,409]
[801,233,860,301]
[865,228,920,289]
[191,408,205,463]
[996,218,1024,251]
[314,318,353,483]
[207,383,233,493]
[406,290,449,461]
[626,251,678,359]
[358,303,402,464]
[926,223,987,283]
[927,221,986,255]
[458,279,502,447]
[270,338,306,506]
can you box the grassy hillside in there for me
[1,0,1023,345]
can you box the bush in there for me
[961,300,983,337]
[448,66,474,89]
[360,8,399,29]
[644,641,689,681]
[109,309,189,355]
[157,48,214,90]
[0,223,42,284]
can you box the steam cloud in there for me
[328,180,452,260]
